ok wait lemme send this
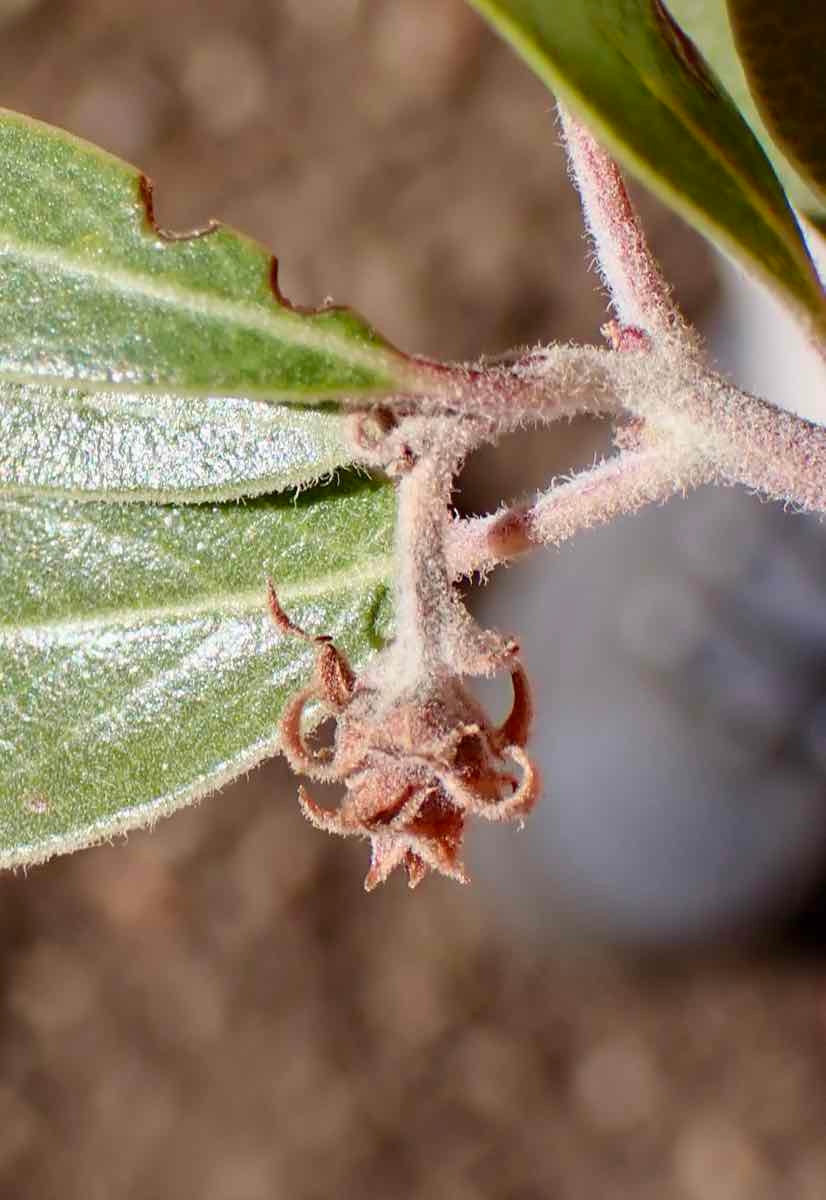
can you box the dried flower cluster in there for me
[269,580,537,889]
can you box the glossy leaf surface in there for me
[667,0,826,222]
[467,0,826,332]
[0,476,395,866]
[726,0,826,207]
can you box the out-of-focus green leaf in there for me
[667,0,826,223]
[0,476,395,866]
[0,109,437,403]
[466,0,826,333]
[0,382,352,501]
[725,1,826,208]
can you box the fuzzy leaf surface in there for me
[725,1,826,207]
[667,0,826,222]
[0,382,352,502]
[0,109,436,403]
[0,476,394,866]
[466,0,826,332]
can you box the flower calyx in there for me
[267,581,539,892]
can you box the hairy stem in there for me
[702,375,826,510]
[368,343,621,427]
[558,106,688,342]
[446,349,826,577]
[448,440,711,577]
[381,418,517,690]
[379,126,826,588]
[390,428,461,685]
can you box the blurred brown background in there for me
[2,1,826,1197]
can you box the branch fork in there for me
[270,106,826,890]
[267,432,539,891]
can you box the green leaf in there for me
[0,382,352,502]
[725,1,826,209]
[0,476,395,866]
[466,0,826,332]
[667,0,826,223]
[0,109,436,403]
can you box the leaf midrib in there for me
[0,232,412,383]
[0,555,394,640]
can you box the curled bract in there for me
[267,582,539,891]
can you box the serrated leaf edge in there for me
[0,233,411,394]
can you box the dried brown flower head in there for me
[268,582,539,890]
